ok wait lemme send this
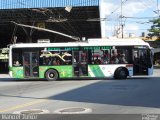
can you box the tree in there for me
[148,18,160,40]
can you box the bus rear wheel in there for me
[45,69,59,81]
[114,68,128,79]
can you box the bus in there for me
[9,38,153,80]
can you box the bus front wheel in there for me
[45,69,59,81]
[114,68,128,79]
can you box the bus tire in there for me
[45,69,59,81]
[114,68,128,79]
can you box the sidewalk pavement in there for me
[0,74,10,78]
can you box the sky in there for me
[100,0,160,37]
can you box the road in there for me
[0,69,160,114]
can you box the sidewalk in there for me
[0,74,10,78]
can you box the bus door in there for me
[23,52,39,78]
[133,49,149,75]
[73,51,88,77]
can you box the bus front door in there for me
[73,51,88,77]
[23,52,39,78]
[133,49,148,75]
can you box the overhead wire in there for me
[3,0,95,38]
[0,0,80,41]
[138,0,156,13]
[52,8,81,37]
[106,0,129,19]
[57,0,100,37]
[119,0,159,37]
[11,24,18,44]
[101,0,129,37]
[19,0,85,37]
[105,0,156,36]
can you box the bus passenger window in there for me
[119,53,128,64]
[94,56,101,64]
[44,57,52,65]
[81,51,87,62]
[111,48,129,64]
[12,49,22,66]
[14,60,21,66]
[111,50,119,64]
[102,50,110,64]
[62,51,72,65]
[91,49,107,65]
[40,50,72,66]
[52,58,57,65]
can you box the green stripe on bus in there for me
[88,72,91,77]
[39,66,73,78]
[11,67,24,78]
[89,65,105,77]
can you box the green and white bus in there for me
[9,38,153,80]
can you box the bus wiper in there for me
[11,21,80,41]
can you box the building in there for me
[0,0,101,45]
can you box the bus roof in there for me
[10,38,150,48]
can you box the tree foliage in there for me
[148,18,160,39]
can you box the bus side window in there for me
[12,49,22,66]
[91,49,103,65]
[91,49,112,65]
[62,51,72,65]
[94,56,101,64]
[111,48,129,64]
[111,49,119,64]
[102,50,110,64]
[118,53,128,64]
[81,51,87,62]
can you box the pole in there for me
[157,0,159,16]
[122,24,124,38]
[121,0,123,38]
[11,21,80,41]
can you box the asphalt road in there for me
[0,69,160,114]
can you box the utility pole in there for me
[157,0,159,16]
[121,0,124,38]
